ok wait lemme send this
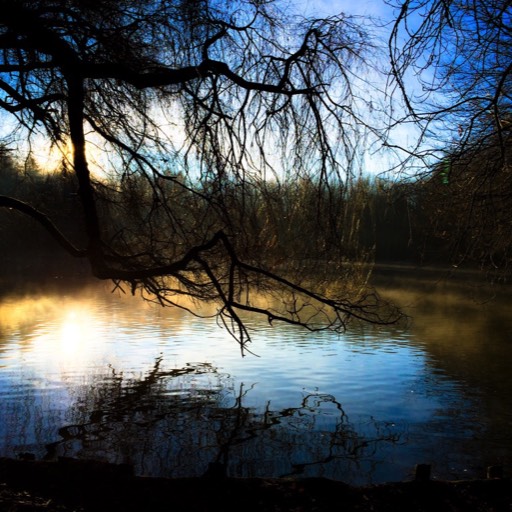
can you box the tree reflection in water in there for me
[9,356,403,480]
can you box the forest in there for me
[1,132,510,282]
[0,147,446,275]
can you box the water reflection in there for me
[0,277,511,484]
[2,353,403,481]
[372,269,512,476]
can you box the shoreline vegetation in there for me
[0,457,511,512]
[2,147,511,293]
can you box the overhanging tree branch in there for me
[0,196,87,258]
[0,0,400,350]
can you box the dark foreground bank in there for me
[1,458,511,512]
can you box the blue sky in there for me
[1,0,420,177]
[296,0,425,176]
[302,0,394,18]
[298,0,401,28]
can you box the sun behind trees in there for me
[0,0,403,351]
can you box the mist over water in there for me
[0,271,511,485]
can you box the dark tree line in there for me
[2,145,494,283]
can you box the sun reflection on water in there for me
[0,294,109,377]
[29,310,102,377]
[57,309,94,360]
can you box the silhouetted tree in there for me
[389,0,511,151]
[387,0,512,272]
[0,0,400,350]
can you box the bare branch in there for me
[0,196,87,258]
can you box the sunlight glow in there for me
[0,295,106,376]
[58,309,89,359]
[30,130,110,177]
[30,303,103,375]
[30,138,72,173]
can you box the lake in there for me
[0,268,511,485]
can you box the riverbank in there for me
[1,458,511,512]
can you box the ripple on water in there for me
[0,282,511,484]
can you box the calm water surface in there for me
[0,272,511,485]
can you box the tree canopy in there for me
[0,0,403,351]
[388,0,512,272]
